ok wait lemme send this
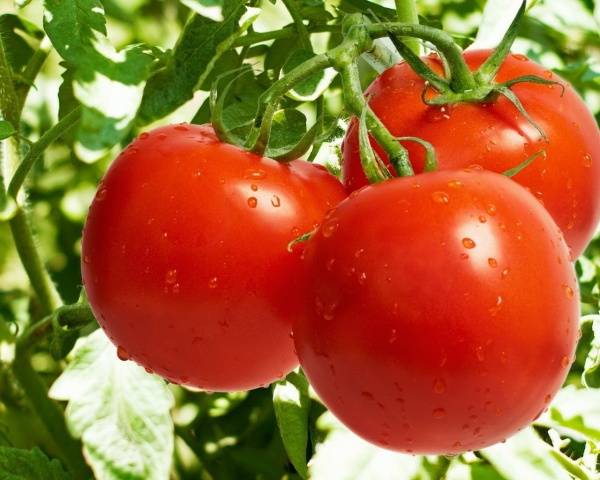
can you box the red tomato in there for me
[343,50,600,258]
[294,169,579,454]
[82,124,346,391]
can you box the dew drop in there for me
[561,356,570,367]
[145,367,154,374]
[479,215,487,223]
[489,296,503,316]
[583,154,593,168]
[322,220,339,238]
[247,197,258,208]
[250,184,258,191]
[488,258,498,268]
[157,133,167,140]
[165,269,177,285]
[433,378,446,394]
[95,187,107,202]
[271,195,281,207]
[208,277,219,289]
[432,408,446,419]
[389,328,398,344]
[175,124,189,131]
[460,253,469,260]
[544,394,552,403]
[139,132,150,140]
[358,272,367,285]
[476,346,485,362]
[447,180,463,189]
[501,268,510,279]
[326,258,336,271]
[291,227,301,236]
[117,345,129,361]
[431,191,449,204]
[83,255,91,264]
[462,238,476,249]
[563,285,574,299]
[486,203,497,216]
[244,169,267,180]
[512,53,528,61]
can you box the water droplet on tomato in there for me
[250,184,258,191]
[117,345,129,361]
[139,132,150,140]
[354,248,365,258]
[489,296,503,316]
[165,269,177,284]
[500,351,508,364]
[583,154,593,168]
[157,133,167,140]
[271,195,281,207]
[389,329,397,343]
[433,378,446,394]
[83,255,90,264]
[175,124,189,131]
[486,203,497,216]
[172,283,180,294]
[462,238,476,249]
[208,277,219,289]
[145,367,153,374]
[247,197,258,208]
[501,268,510,279]
[460,253,469,260]
[544,394,552,403]
[447,180,463,189]
[326,258,336,271]
[563,285,574,299]
[488,258,498,268]
[432,408,446,419]
[479,215,487,223]
[358,272,367,285]
[561,356,570,367]
[475,346,485,362]
[244,169,266,180]
[543,70,553,79]
[431,191,449,204]
[322,220,339,238]
[512,53,528,61]
[95,187,107,202]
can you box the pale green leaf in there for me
[273,371,310,478]
[309,412,422,480]
[49,330,175,480]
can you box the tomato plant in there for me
[1,0,600,478]
[342,50,600,259]
[294,169,580,454]
[81,124,345,390]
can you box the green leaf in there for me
[583,315,600,388]
[273,371,310,478]
[137,0,251,124]
[266,109,307,158]
[181,0,227,21]
[49,329,175,480]
[282,50,337,102]
[0,120,15,140]
[0,14,43,73]
[480,427,592,480]
[0,447,71,479]
[43,0,156,162]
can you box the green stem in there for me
[8,107,81,198]
[340,62,413,177]
[0,37,20,128]
[281,0,311,50]
[13,346,90,479]
[394,0,420,55]
[9,208,63,314]
[16,37,52,115]
[246,53,331,153]
[368,23,476,92]
[232,25,339,47]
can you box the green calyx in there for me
[382,0,562,141]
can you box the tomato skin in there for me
[294,169,579,454]
[82,124,346,391]
[343,50,600,258]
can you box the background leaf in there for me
[273,371,310,478]
[49,330,175,480]
[0,447,71,480]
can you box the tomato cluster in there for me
[82,51,595,454]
